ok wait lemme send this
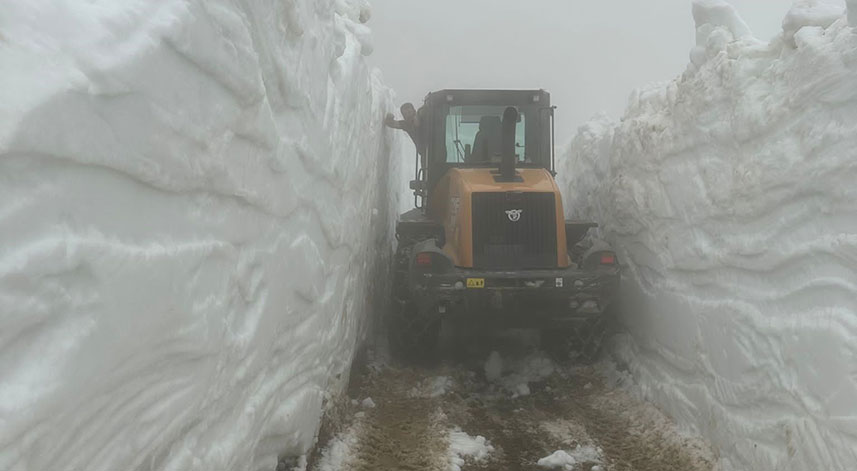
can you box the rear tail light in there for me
[583,250,618,270]
[416,252,432,266]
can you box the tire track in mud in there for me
[533,371,716,471]
[350,368,449,471]
[312,344,716,471]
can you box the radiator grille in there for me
[471,192,557,269]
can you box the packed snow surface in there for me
[562,1,857,470]
[0,1,401,470]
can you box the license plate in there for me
[466,278,485,289]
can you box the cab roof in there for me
[423,89,551,107]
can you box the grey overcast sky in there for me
[368,0,794,142]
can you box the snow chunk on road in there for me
[537,450,577,470]
[361,397,377,409]
[447,429,494,471]
[537,445,603,470]
[313,424,362,471]
[513,383,531,397]
[484,351,503,381]
[485,351,555,397]
[408,376,454,398]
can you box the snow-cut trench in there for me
[0,1,404,470]
[4,0,857,470]
[560,1,857,470]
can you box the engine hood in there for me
[453,168,560,193]
[428,167,569,269]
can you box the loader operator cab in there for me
[409,89,556,209]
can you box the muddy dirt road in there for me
[308,334,716,471]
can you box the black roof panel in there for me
[424,89,551,107]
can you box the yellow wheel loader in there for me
[389,90,620,362]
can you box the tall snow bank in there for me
[0,1,401,470]
[561,1,857,470]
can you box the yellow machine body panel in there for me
[428,168,569,269]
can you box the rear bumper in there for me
[409,265,620,327]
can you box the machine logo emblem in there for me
[505,209,523,222]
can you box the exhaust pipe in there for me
[500,106,518,181]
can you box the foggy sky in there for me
[368,0,794,143]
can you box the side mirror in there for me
[400,102,417,119]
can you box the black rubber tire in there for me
[387,301,441,364]
[542,317,609,364]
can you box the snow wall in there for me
[0,1,403,470]
[561,2,857,470]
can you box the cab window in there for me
[444,106,527,164]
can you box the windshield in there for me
[443,105,538,165]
